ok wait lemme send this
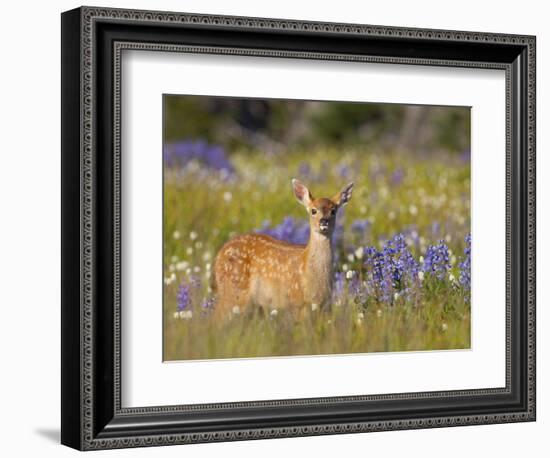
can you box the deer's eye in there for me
[330,209,336,216]
[311,208,317,215]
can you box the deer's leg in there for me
[212,280,252,323]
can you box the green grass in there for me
[163,147,470,361]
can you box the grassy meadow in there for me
[163,146,471,360]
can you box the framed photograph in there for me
[61,6,536,450]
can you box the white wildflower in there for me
[342,264,349,272]
[376,309,383,317]
[186,247,193,255]
[203,252,212,262]
[193,266,201,273]
[441,322,448,332]
[173,230,181,240]
[394,292,400,301]
[168,264,176,272]
[356,318,363,325]
[173,312,180,319]
[170,255,179,263]
[449,273,456,283]
[270,309,278,317]
[164,272,176,286]
[354,247,364,260]
[179,310,193,320]
[223,191,233,202]
[311,303,319,312]
[205,262,211,271]
[418,271,425,281]
[346,270,355,280]
[409,205,418,216]
[189,231,198,241]
[357,312,365,320]
[176,261,189,271]
[231,306,240,315]
[195,241,203,249]
[347,253,355,262]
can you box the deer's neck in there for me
[302,231,334,305]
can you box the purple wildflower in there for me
[200,297,215,316]
[332,271,345,302]
[350,219,370,235]
[423,241,451,280]
[176,282,191,311]
[336,163,352,180]
[348,275,363,300]
[459,233,471,290]
[391,167,405,185]
[164,139,235,175]
[460,150,471,163]
[257,217,310,245]
[363,246,393,303]
[362,234,420,303]
[298,162,312,178]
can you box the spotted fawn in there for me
[212,179,354,320]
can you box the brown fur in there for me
[213,180,353,320]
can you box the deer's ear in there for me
[332,182,354,207]
[292,179,313,207]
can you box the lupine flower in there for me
[423,241,451,280]
[332,272,345,303]
[257,217,310,245]
[362,234,420,303]
[200,297,215,316]
[348,275,364,301]
[459,233,471,291]
[350,219,370,235]
[336,163,352,179]
[391,167,405,185]
[163,139,235,175]
[298,162,312,178]
[175,276,202,314]
[363,246,394,303]
[176,282,191,312]
[460,150,471,163]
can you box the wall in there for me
[0,0,545,456]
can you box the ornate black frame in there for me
[61,6,536,450]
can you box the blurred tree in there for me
[163,95,470,155]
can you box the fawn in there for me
[212,179,354,320]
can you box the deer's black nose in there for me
[320,218,330,226]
